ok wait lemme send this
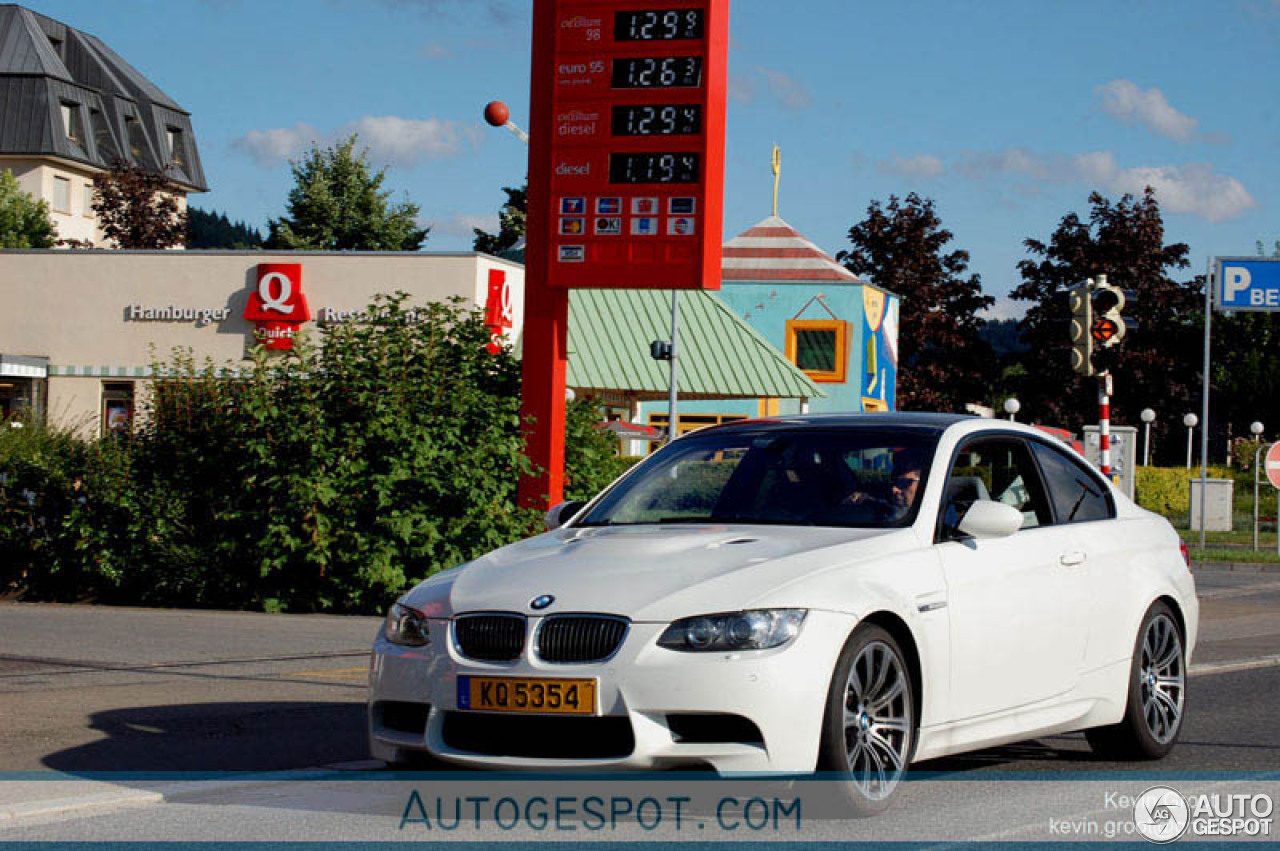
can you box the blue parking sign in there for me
[1218,258,1280,311]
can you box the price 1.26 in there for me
[608,152,700,184]
[612,56,702,89]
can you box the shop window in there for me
[0,378,45,424]
[646,413,749,452]
[785,319,849,383]
[101,382,135,437]
[52,176,70,213]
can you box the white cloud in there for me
[1096,79,1198,142]
[955,147,1255,222]
[427,212,498,239]
[727,72,754,104]
[231,123,321,167]
[231,116,483,169]
[878,154,945,179]
[756,66,812,111]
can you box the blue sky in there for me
[28,0,1280,316]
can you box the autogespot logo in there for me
[1134,786,1190,843]
[530,595,555,611]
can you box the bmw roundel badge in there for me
[530,594,555,611]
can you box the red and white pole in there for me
[1099,373,1111,478]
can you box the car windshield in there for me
[577,429,936,528]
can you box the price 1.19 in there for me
[615,9,705,41]
[612,104,702,136]
[611,56,702,89]
[608,152,700,184]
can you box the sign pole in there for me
[668,290,679,443]
[1099,374,1111,478]
[1199,257,1212,549]
[1255,442,1265,551]
[517,0,568,512]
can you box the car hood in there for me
[401,524,917,622]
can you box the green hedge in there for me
[1134,465,1277,525]
[0,295,626,613]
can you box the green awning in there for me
[567,289,823,401]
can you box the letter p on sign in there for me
[1224,266,1252,303]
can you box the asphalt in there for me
[0,567,1276,841]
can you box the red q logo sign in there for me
[484,269,514,354]
[244,264,310,350]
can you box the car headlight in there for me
[657,609,806,652]
[383,602,429,647]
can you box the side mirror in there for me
[544,500,587,531]
[956,500,1023,540]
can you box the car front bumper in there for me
[368,609,857,773]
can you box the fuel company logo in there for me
[1134,787,1189,843]
[244,264,311,350]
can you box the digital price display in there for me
[528,0,728,290]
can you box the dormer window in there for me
[48,36,63,58]
[60,102,83,143]
[166,126,186,170]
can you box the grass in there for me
[1177,528,1277,547]
[1189,547,1280,564]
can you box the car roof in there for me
[691,412,974,437]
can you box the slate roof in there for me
[721,215,862,282]
[0,4,206,191]
[567,288,824,401]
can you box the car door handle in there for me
[1059,550,1087,567]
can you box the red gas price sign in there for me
[530,0,728,290]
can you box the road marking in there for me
[286,666,367,679]
[1189,654,1280,676]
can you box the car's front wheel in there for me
[1086,600,1186,760]
[817,624,915,816]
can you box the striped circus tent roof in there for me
[722,215,863,283]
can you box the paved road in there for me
[0,568,1277,841]
[0,568,1277,774]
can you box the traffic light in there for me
[1069,281,1095,376]
[1091,277,1127,349]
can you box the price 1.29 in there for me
[611,104,701,136]
[614,9,705,41]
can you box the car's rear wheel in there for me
[1086,601,1186,760]
[817,624,915,816]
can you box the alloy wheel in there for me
[843,640,912,800]
[1140,613,1184,744]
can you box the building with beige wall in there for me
[0,5,205,246]
[0,251,524,433]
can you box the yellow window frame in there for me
[785,319,849,384]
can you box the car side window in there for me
[940,438,1053,538]
[1030,440,1115,523]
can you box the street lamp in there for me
[1003,398,1021,422]
[1140,408,1156,467]
[1252,422,1267,551]
[1183,413,1198,469]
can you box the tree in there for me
[266,136,427,251]
[1212,238,1280,450]
[473,182,527,256]
[837,193,995,411]
[1011,189,1200,444]
[91,160,189,249]
[0,169,57,248]
[188,207,263,249]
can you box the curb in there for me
[1189,655,1280,677]
[1192,560,1280,573]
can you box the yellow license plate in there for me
[457,676,596,715]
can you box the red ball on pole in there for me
[483,101,510,127]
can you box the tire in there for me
[817,624,916,817]
[1086,601,1186,760]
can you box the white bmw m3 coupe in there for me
[368,414,1197,813]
